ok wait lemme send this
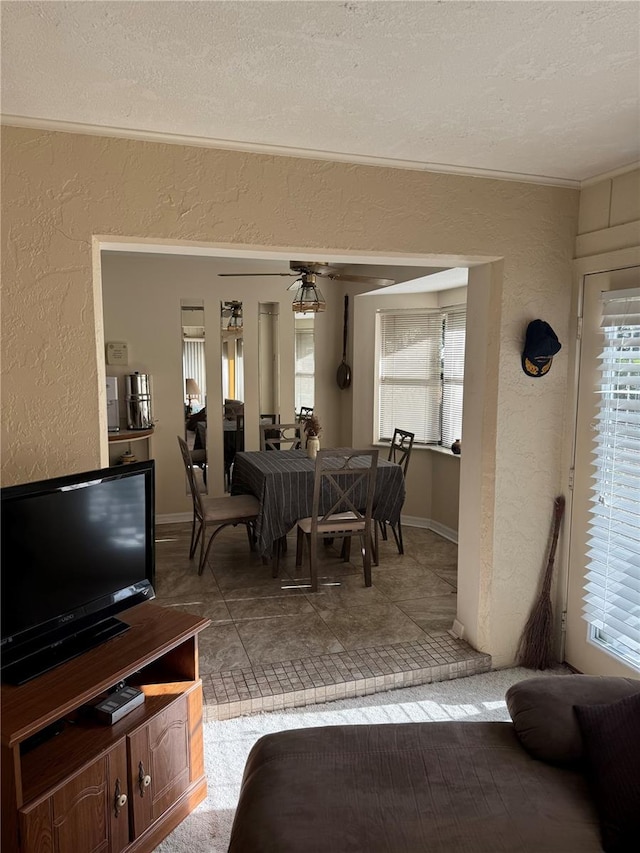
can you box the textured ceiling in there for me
[2,1,639,184]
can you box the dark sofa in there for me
[228,675,640,853]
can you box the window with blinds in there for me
[583,288,640,670]
[295,316,315,412]
[377,307,466,446]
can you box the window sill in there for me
[374,442,460,459]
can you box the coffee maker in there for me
[125,372,153,430]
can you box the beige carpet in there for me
[155,666,567,852]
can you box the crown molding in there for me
[1,114,581,189]
[580,161,640,188]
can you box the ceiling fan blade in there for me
[326,272,395,286]
[218,272,297,277]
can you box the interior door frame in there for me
[559,246,640,675]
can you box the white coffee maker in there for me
[106,377,120,432]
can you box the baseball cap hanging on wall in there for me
[521,320,562,377]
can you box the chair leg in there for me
[372,523,379,567]
[341,536,351,562]
[390,519,404,555]
[309,536,318,592]
[189,509,199,558]
[295,527,304,567]
[272,537,281,578]
[379,519,388,541]
[245,522,255,552]
[200,523,234,574]
[198,520,208,575]
[362,532,372,587]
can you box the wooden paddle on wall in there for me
[336,294,352,389]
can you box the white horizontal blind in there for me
[183,339,206,405]
[582,290,640,668]
[378,310,443,444]
[442,308,466,447]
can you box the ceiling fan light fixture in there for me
[291,282,326,314]
[223,300,243,333]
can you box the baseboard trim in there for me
[157,512,192,524]
[402,516,458,544]
[449,619,465,640]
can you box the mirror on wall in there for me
[182,302,208,493]
[221,301,244,490]
[259,302,280,421]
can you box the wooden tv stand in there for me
[1,602,211,853]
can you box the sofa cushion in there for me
[574,692,640,853]
[505,675,640,765]
[229,722,601,852]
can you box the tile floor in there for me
[154,521,491,720]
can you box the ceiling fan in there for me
[218,260,394,287]
[218,261,394,313]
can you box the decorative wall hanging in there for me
[521,319,562,377]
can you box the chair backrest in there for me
[195,421,207,453]
[235,413,245,452]
[260,413,280,425]
[297,406,314,422]
[259,423,302,451]
[177,435,205,518]
[388,428,415,476]
[311,449,379,529]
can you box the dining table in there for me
[230,448,406,559]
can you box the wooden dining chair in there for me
[297,406,314,422]
[235,413,245,452]
[295,449,379,592]
[378,428,415,555]
[177,436,259,574]
[259,423,302,451]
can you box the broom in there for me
[516,495,566,670]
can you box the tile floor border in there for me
[202,634,491,721]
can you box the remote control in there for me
[93,685,145,724]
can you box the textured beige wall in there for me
[430,452,461,532]
[1,126,578,666]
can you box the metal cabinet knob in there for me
[114,778,128,817]
[138,761,152,796]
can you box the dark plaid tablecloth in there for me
[231,449,405,557]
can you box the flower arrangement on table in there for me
[303,414,322,438]
[303,414,322,458]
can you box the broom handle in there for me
[542,496,565,593]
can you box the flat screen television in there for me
[1,460,156,684]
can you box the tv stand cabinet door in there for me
[127,694,190,838]
[19,740,129,853]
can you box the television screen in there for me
[1,460,155,683]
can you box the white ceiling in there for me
[2,1,639,185]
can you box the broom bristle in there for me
[517,595,554,670]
